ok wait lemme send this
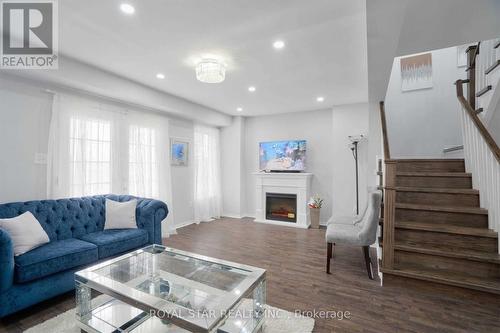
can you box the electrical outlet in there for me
[34,153,47,164]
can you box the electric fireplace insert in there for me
[265,193,297,223]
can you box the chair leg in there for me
[326,242,333,274]
[363,246,374,280]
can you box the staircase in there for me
[380,159,500,294]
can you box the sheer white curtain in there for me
[125,113,175,236]
[128,125,159,198]
[47,93,174,236]
[47,94,120,198]
[193,124,222,223]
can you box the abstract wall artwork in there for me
[400,53,433,91]
[170,138,189,166]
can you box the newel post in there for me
[466,45,477,109]
[382,160,397,269]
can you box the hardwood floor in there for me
[1,218,499,332]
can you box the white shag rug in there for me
[24,302,314,333]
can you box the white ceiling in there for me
[59,0,368,116]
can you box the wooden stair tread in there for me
[396,172,472,177]
[395,203,488,215]
[381,267,500,295]
[394,241,500,264]
[390,158,465,162]
[390,187,479,194]
[381,158,496,294]
[395,220,497,238]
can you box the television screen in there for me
[259,140,306,171]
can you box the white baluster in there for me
[460,102,500,251]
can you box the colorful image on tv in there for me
[259,140,306,171]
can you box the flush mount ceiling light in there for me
[248,86,256,92]
[273,40,285,49]
[316,96,325,102]
[195,58,226,83]
[120,3,135,15]
[156,73,165,79]
[236,107,243,112]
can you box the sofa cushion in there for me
[104,199,137,230]
[0,211,50,256]
[14,238,98,283]
[78,229,148,259]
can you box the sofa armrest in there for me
[136,199,169,245]
[0,229,14,292]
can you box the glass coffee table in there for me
[75,244,266,333]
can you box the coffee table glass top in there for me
[75,244,266,332]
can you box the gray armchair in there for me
[325,190,382,279]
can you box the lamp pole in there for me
[352,141,359,215]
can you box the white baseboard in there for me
[222,213,244,219]
[173,220,196,230]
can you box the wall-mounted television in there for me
[259,140,306,172]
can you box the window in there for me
[69,117,111,197]
[128,125,159,198]
[48,94,172,228]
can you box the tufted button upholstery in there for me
[0,195,168,245]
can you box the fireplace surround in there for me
[253,172,312,228]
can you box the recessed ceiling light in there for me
[316,96,325,102]
[156,73,165,79]
[236,107,243,112]
[248,86,256,92]
[273,40,285,49]
[120,3,135,15]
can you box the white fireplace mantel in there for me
[252,172,313,229]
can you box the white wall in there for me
[367,0,500,103]
[0,78,52,203]
[331,103,370,219]
[235,104,380,225]
[221,116,246,217]
[243,109,334,223]
[385,47,466,158]
[368,101,383,184]
[0,76,200,231]
[169,119,196,228]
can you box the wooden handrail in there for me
[379,101,391,159]
[456,79,500,162]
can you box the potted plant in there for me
[308,194,324,229]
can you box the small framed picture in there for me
[170,138,189,166]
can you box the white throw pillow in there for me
[0,211,50,256]
[104,199,137,230]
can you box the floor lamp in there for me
[348,135,365,215]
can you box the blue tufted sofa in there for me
[0,194,168,317]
